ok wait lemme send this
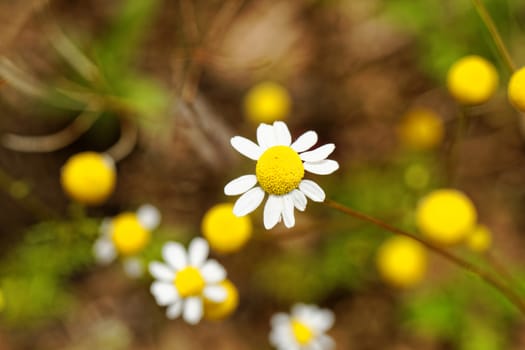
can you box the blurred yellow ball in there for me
[508,67,525,112]
[111,213,151,256]
[416,189,477,246]
[465,224,492,253]
[398,108,444,150]
[60,152,116,205]
[244,81,291,123]
[202,203,252,254]
[446,55,499,105]
[203,279,239,320]
[376,236,427,288]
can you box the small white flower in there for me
[149,237,227,324]
[270,304,335,350]
[225,121,339,229]
[93,204,161,277]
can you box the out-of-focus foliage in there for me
[0,219,97,326]
[383,0,518,80]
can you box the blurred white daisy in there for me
[93,204,161,278]
[225,121,339,229]
[149,237,227,324]
[270,304,335,350]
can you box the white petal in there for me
[233,186,265,216]
[224,174,257,196]
[230,136,263,160]
[162,242,187,270]
[122,258,143,278]
[299,180,326,202]
[300,144,335,162]
[137,204,161,230]
[149,262,175,282]
[166,300,183,319]
[303,160,339,175]
[311,310,335,332]
[188,237,209,267]
[273,121,292,146]
[291,131,318,152]
[317,335,335,350]
[264,195,283,230]
[201,259,227,283]
[93,238,116,265]
[257,123,277,150]
[270,313,290,328]
[183,297,203,324]
[282,195,295,228]
[203,285,227,302]
[150,282,179,306]
[290,189,307,211]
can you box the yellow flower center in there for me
[291,319,314,345]
[256,146,304,195]
[174,267,206,297]
[111,213,151,256]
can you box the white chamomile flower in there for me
[225,121,339,229]
[149,237,227,324]
[93,204,161,277]
[270,304,335,350]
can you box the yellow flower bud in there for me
[376,236,427,288]
[203,279,239,320]
[202,203,252,254]
[60,152,116,205]
[397,108,444,150]
[508,67,525,112]
[244,81,291,123]
[446,55,498,105]
[465,224,492,253]
[416,189,477,246]
[111,213,151,256]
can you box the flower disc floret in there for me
[174,267,206,297]
[202,203,252,254]
[508,67,525,111]
[111,213,151,256]
[256,146,304,195]
[416,189,477,246]
[291,319,314,345]
[376,236,427,288]
[446,55,498,105]
[60,152,116,205]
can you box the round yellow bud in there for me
[508,67,525,111]
[244,81,291,123]
[397,108,444,150]
[465,224,492,253]
[416,189,477,246]
[111,213,151,256]
[203,279,239,320]
[376,236,427,288]
[60,152,116,205]
[446,55,499,105]
[202,203,252,254]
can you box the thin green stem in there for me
[323,199,525,315]
[471,0,516,72]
